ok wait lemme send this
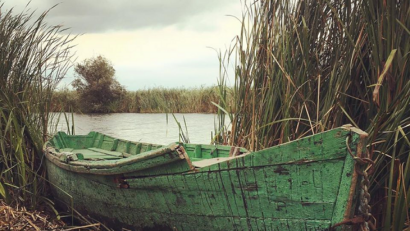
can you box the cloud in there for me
[2,0,239,33]
[3,0,242,90]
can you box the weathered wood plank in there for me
[87,148,123,157]
[46,144,189,175]
[192,157,234,168]
[97,134,104,148]
[45,125,365,230]
[48,161,333,230]
[124,160,193,177]
[331,129,367,225]
[115,140,127,152]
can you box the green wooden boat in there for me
[44,124,367,231]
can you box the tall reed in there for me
[0,5,75,207]
[132,87,221,113]
[217,0,410,229]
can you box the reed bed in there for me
[217,0,410,230]
[128,86,221,113]
[52,86,225,113]
[0,5,74,208]
[0,6,114,230]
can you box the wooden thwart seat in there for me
[192,157,235,168]
[67,148,125,160]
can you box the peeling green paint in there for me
[44,125,366,231]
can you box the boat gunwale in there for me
[44,141,192,174]
[45,143,182,166]
[44,124,367,176]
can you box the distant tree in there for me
[72,55,126,113]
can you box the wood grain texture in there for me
[44,125,366,231]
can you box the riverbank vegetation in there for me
[0,9,87,231]
[0,5,110,230]
[215,0,410,230]
[2,0,409,230]
[0,5,74,207]
[53,55,226,114]
[52,86,226,113]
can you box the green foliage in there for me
[217,0,410,229]
[51,89,79,112]
[52,86,224,113]
[0,5,75,206]
[72,55,125,113]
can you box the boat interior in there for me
[49,131,249,168]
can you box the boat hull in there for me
[45,125,367,231]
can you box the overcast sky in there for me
[2,0,242,90]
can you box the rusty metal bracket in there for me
[346,135,375,231]
[114,176,130,189]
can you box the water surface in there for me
[53,113,224,145]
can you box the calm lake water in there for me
[52,113,224,145]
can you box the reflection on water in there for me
[51,113,225,145]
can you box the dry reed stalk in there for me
[0,200,65,230]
